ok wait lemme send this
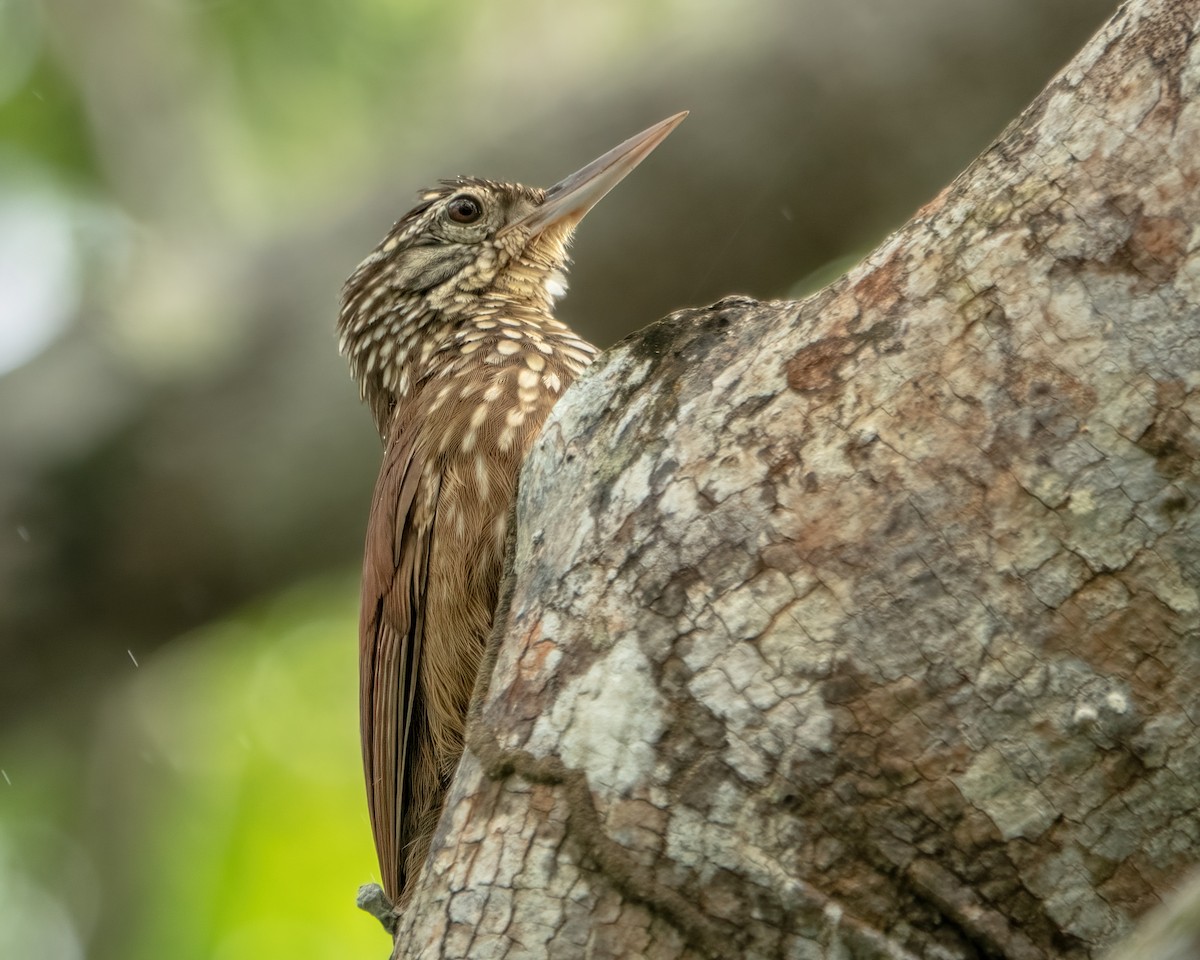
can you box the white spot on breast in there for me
[517,368,540,390]
[484,382,503,403]
[495,340,521,356]
[475,456,490,499]
[524,353,546,373]
[544,372,562,392]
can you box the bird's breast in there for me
[423,323,596,458]
[405,327,593,574]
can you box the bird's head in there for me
[337,112,686,432]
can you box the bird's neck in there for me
[482,256,569,318]
[358,267,574,443]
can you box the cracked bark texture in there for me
[387,1,1200,957]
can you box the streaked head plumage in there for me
[337,112,687,439]
[337,178,576,436]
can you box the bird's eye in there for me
[446,195,483,224]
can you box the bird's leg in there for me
[356,881,399,935]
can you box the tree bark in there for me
[388,0,1200,956]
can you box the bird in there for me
[336,111,687,919]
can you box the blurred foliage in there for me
[2,578,381,959]
[191,0,460,220]
[0,2,90,183]
[0,0,1117,957]
[0,56,96,185]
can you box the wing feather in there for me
[359,424,438,905]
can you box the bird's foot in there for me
[356,883,400,935]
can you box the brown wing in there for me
[359,421,440,906]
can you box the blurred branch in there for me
[43,0,212,221]
[389,0,1200,957]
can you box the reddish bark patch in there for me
[784,336,859,392]
[1048,582,1181,709]
[854,254,905,314]
[1125,215,1186,284]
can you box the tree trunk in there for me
[388,0,1200,956]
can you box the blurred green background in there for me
[0,1,1116,957]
